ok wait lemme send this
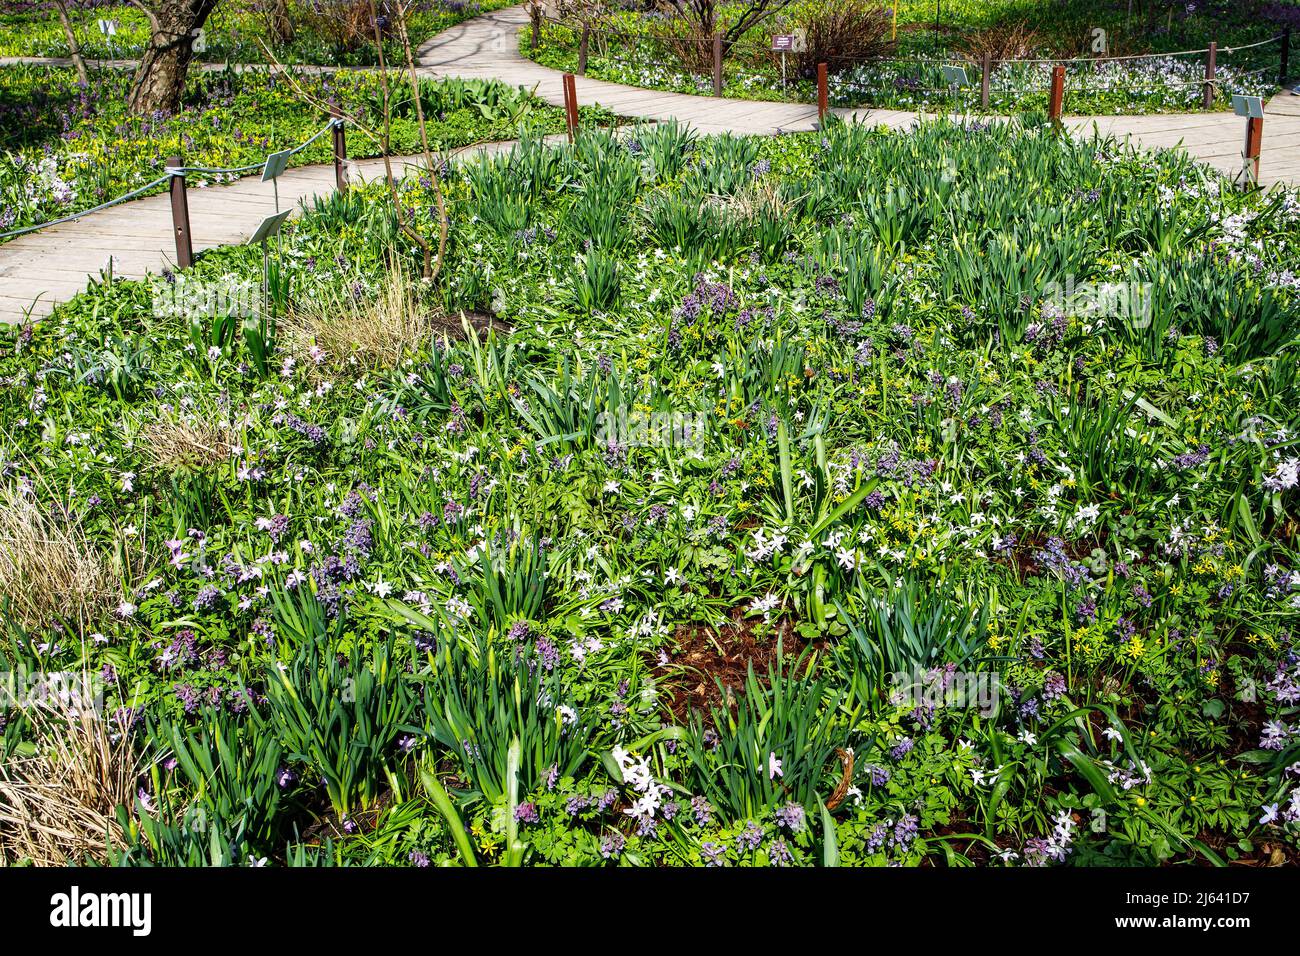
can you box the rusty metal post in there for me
[817,62,828,120]
[563,73,579,143]
[166,155,193,269]
[1280,27,1290,85]
[1048,64,1065,124]
[578,23,590,74]
[980,53,991,109]
[1244,115,1263,186]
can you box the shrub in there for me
[959,20,1040,63]
[788,0,891,78]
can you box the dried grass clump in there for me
[138,416,236,472]
[0,488,120,632]
[281,267,451,372]
[0,700,139,866]
[716,177,794,224]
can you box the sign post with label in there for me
[1232,93,1265,188]
[772,34,794,90]
[770,31,807,91]
[97,18,118,62]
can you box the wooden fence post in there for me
[1203,41,1216,111]
[817,62,828,121]
[1048,64,1065,124]
[980,53,991,109]
[578,23,590,74]
[713,32,723,96]
[166,154,193,269]
[331,108,347,193]
[563,73,579,143]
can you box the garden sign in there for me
[771,31,807,90]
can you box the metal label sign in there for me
[771,31,807,53]
[262,148,293,182]
[97,19,118,36]
[247,209,291,245]
[1232,94,1264,118]
[941,65,969,87]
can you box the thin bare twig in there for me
[392,0,449,283]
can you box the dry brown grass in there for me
[0,698,140,865]
[280,266,456,372]
[789,0,893,78]
[959,21,1041,64]
[137,415,236,472]
[713,177,795,224]
[0,487,121,633]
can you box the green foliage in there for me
[684,649,849,819]
[7,113,1300,867]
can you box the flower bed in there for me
[3,117,1300,867]
[0,0,520,66]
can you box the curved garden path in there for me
[418,4,1300,180]
[2,2,1299,324]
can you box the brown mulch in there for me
[431,309,511,337]
[654,606,820,725]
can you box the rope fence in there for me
[0,117,347,244]
[2,21,1289,248]
[0,175,171,241]
[530,13,1292,108]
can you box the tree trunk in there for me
[52,0,90,87]
[127,0,221,115]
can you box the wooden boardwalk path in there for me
[2,2,1299,324]
[0,156,431,325]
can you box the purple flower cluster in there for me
[273,411,327,446]
[1033,537,1086,589]
[774,802,806,832]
